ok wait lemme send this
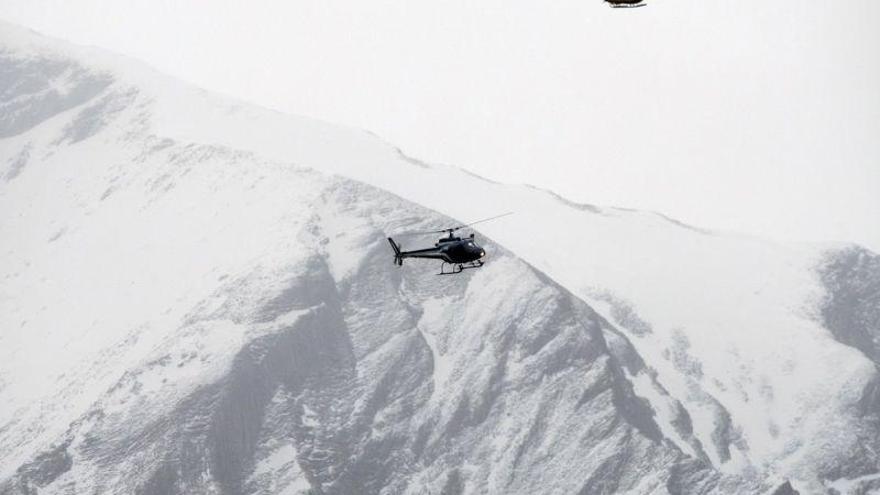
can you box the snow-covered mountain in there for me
[1,21,878,494]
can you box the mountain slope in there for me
[0,42,726,492]
[1,21,878,493]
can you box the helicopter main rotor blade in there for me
[394,228,451,237]
[392,212,512,237]
[450,212,513,231]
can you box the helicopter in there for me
[605,0,647,8]
[387,213,512,275]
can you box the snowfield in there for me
[1,21,879,494]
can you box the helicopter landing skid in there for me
[438,260,484,275]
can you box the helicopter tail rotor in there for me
[388,238,404,266]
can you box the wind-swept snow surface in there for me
[1,22,879,494]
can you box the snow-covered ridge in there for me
[1,20,879,493]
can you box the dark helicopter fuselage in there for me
[605,0,646,7]
[433,235,486,264]
[387,212,510,275]
[388,233,485,266]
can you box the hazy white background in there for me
[2,0,878,251]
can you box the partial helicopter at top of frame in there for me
[605,0,647,8]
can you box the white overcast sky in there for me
[2,1,878,251]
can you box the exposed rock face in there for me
[771,480,799,495]
[820,247,880,366]
[0,51,113,138]
[815,247,880,492]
